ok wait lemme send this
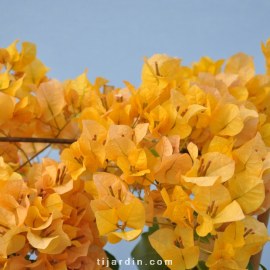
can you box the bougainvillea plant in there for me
[0,38,270,270]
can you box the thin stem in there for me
[198,246,212,254]
[0,148,8,157]
[58,118,72,133]
[149,140,159,149]
[179,136,189,153]
[15,144,51,172]
[146,221,175,227]
[44,96,60,131]
[14,143,32,167]
[53,117,60,130]
[0,130,7,136]
[36,117,58,131]
[31,143,40,163]
[70,102,76,116]
[130,182,138,194]
[55,112,79,137]
[0,224,10,230]
[131,115,140,129]
[45,147,53,158]
[143,177,161,190]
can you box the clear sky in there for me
[1,0,270,268]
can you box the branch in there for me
[0,137,76,144]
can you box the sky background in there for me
[1,0,270,268]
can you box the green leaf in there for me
[131,231,169,270]
[105,250,119,270]
[194,231,214,244]
[247,261,254,270]
[24,254,30,260]
[260,263,267,270]
[150,149,159,157]
[197,260,209,270]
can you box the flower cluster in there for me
[0,38,270,269]
[0,157,107,269]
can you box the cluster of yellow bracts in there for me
[0,38,270,269]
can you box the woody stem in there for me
[0,137,76,144]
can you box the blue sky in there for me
[1,0,270,268]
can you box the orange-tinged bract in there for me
[0,39,269,269]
